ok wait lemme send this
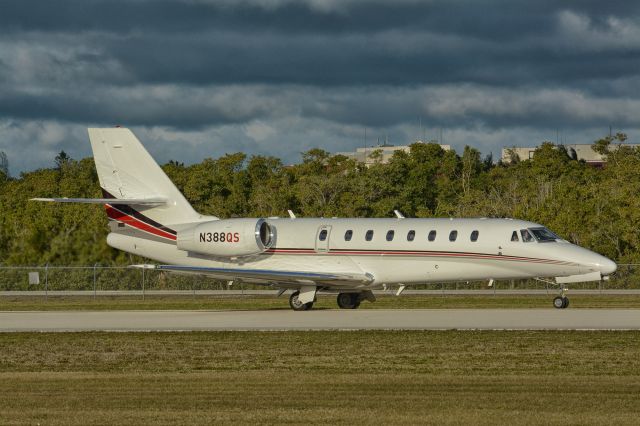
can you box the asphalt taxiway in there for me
[1,309,639,331]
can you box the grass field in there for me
[1,293,640,311]
[0,331,639,424]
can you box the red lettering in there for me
[226,232,233,243]
[233,232,240,243]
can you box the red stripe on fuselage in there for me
[263,248,573,265]
[105,205,177,241]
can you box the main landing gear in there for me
[337,293,361,309]
[289,291,314,311]
[287,290,374,311]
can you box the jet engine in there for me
[177,218,274,257]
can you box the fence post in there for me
[142,266,145,301]
[44,263,49,301]
[93,263,98,300]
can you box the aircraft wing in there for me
[150,264,375,287]
[32,197,167,206]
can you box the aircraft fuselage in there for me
[108,217,616,289]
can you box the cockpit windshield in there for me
[529,227,558,242]
[520,229,534,242]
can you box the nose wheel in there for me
[553,286,569,309]
[553,296,569,309]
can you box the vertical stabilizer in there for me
[88,128,206,226]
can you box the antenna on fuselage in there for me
[287,210,297,219]
[394,210,405,219]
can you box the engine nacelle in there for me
[177,218,274,257]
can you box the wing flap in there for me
[152,264,374,287]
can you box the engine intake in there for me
[177,218,274,257]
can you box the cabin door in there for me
[315,225,332,253]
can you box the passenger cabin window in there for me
[344,230,353,241]
[319,229,328,241]
[520,229,534,243]
[407,230,415,241]
[365,230,374,241]
[449,230,458,242]
[386,230,395,241]
[470,230,479,242]
[428,230,437,241]
[511,231,519,242]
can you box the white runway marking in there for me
[1,309,639,331]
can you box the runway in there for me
[1,309,639,331]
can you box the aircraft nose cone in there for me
[597,257,617,276]
[567,245,617,276]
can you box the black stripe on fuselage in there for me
[111,225,177,245]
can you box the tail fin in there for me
[88,128,207,225]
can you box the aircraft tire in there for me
[553,296,570,309]
[337,293,360,309]
[553,296,564,309]
[289,291,313,311]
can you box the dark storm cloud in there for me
[1,0,640,172]
[2,0,637,37]
[105,31,640,87]
[0,86,276,128]
[1,0,639,91]
[1,0,553,36]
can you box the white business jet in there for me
[34,128,617,310]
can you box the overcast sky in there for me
[1,0,639,173]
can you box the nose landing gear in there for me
[535,278,571,309]
[553,295,569,309]
[553,287,569,309]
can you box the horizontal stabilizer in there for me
[31,197,167,206]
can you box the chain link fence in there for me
[0,266,227,296]
[0,264,638,295]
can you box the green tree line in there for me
[0,133,637,266]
